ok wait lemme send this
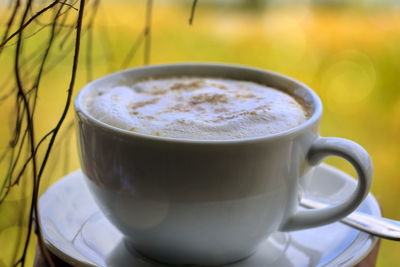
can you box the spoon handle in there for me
[300,198,400,241]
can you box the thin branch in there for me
[85,0,100,81]
[188,0,198,25]
[12,1,38,265]
[98,3,115,72]
[144,0,153,65]
[33,2,86,265]
[0,0,21,55]
[0,0,59,48]
[120,29,145,69]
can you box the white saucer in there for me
[38,164,380,267]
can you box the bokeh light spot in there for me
[322,51,376,113]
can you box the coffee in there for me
[85,77,309,140]
[76,64,372,266]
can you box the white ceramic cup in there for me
[74,63,372,266]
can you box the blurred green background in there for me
[1,0,400,266]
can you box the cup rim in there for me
[74,63,323,144]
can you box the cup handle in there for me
[281,137,373,231]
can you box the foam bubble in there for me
[85,77,308,140]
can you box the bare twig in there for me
[0,0,21,55]
[0,0,59,48]
[12,1,39,265]
[120,29,145,69]
[144,0,153,65]
[85,0,100,81]
[189,0,198,25]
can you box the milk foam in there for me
[85,77,309,140]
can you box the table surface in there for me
[34,240,381,267]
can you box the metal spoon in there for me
[300,197,400,241]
